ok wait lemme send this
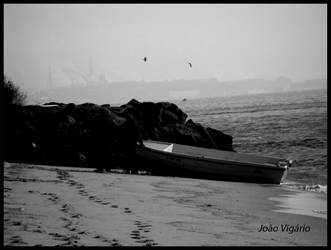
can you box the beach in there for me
[3,162,327,246]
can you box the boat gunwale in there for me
[136,141,288,172]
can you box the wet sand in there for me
[3,162,327,246]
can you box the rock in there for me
[117,99,144,121]
[206,127,234,151]
[157,102,187,124]
[118,99,187,124]
[4,98,234,169]
[57,115,76,134]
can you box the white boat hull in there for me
[135,140,290,184]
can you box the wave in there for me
[185,101,326,118]
[236,138,326,150]
[282,182,327,193]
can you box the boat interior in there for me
[142,140,283,166]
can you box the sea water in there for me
[174,89,327,192]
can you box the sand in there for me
[3,162,327,246]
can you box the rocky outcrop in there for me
[4,99,234,170]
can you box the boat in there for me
[135,140,293,184]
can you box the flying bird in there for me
[188,62,192,68]
[143,57,147,62]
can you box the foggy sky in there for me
[4,4,327,89]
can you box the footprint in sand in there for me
[144,241,158,246]
[111,242,121,246]
[76,184,84,188]
[111,239,120,245]
[124,208,133,214]
[78,190,88,196]
[137,238,156,244]
[9,236,26,245]
[59,236,80,246]
[130,230,142,240]
[60,216,69,222]
[88,195,96,200]
[88,195,105,203]
[50,232,80,246]
[132,221,155,244]
[70,213,82,219]
[49,196,59,203]
[63,221,74,229]
[56,170,71,181]
[32,229,44,233]
[43,192,59,203]
[93,234,119,245]
[133,230,156,245]
[61,204,70,213]
[135,221,152,232]
[12,221,22,226]
[49,232,66,240]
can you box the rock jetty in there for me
[4,99,234,171]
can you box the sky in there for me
[4,4,327,89]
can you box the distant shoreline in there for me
[25,78,327,105]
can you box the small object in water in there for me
[182,98,187,102]
[143,57,147,62]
